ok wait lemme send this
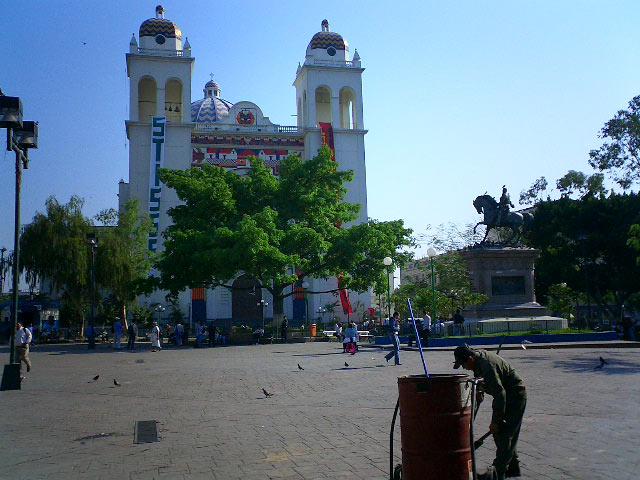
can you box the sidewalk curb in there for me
[361,341,640,352]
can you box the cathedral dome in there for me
[139,6,181,39]
[205,80,219,90]
[191,79,233,122]
[191,97,234,122]
[307,20,348,51]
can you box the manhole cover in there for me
[134,420,158,443]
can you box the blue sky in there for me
[1,0,639,266]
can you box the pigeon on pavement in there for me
[297,363,304,371]
[113,379,121,386]
[594,357,608,370]
[344,362,349,367]
[89,375,100,382]
[262,388,274,398]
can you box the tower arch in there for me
[138,76,157,122]
[339,87,356,129]
[315,86,332,126]
[165,78,183,122]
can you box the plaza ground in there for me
[0,341,638,479]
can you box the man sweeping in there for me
[453,345,526,479]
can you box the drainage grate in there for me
[134,420,158,443]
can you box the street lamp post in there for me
[0,247,6,295]
[154,304,166,325]
[317,306,326,325]
[257,299,268,331]
[383,257,393,321]
[86,233,98,350]
[302,281,310,328]
[427,247,437,323]
[1,94,38,391]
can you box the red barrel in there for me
[309,323,317,337]
[398,374,472,480]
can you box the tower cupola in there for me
[306,19,349,62]
[138,5,182,52]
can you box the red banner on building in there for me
[319,122,336,162]
[338,275,353,315]
[191,287,205,301]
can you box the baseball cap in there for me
[453,344,475,369]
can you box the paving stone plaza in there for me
[1,342,638,480]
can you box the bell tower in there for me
[293,20,370,316]
[120,6,194,254]
[293,19,367,225]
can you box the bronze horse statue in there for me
[473,194,533,244]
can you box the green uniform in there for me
[473,350,527,475]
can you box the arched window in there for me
[138,77,157,122]
[339,88,356,129]
[315,86,332,126]
[165,78,183,123]
[303,90,308,127]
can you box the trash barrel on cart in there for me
[309,323,317,337]
[398,374,472,480]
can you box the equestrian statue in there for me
[473,185,533,245]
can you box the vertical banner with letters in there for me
[148,116,166,252]
[319,122,352,315]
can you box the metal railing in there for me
[192,124,299,134]
[137,48,188,57]
[307,59,358,68]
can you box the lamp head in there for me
[0,96,23,129]
[427,247,436,258]
[13,121,38,149]
[383,257,393,266]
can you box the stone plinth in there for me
[459,247,547,319]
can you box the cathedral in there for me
[118,6,369,325]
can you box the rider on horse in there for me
[496,185,514,226]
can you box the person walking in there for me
[453,344,526,480]
[453,309,465,336]
[15,321,32,378]
[195,322,203,347]
[112,318,123,349]
[281,315,288,343]
[175,322,184,346]
[384,312,401,365]
[150,321,161,352]
[421,310,431,347]
[127,320,137,351]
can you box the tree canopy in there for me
[20,196,153,327]
[589,95,640,190]
[155,146,413,318]
[20,196,92,325]
[94,199,154,324]
[524,193,640,319]
[392,251,488,320]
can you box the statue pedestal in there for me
[459,247,547,319]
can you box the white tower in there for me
[293,20,370,316]
[293,19,367,225]
[120,6,194,308]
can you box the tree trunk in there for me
[121,303,128,331]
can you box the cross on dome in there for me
[321,19,329,32]
[155,5,165,19]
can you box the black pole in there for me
[386,266,391,321]
[88,242,96,349]
[9,132,22,365]
[0,247,6,296]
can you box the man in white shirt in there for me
[421,311,432,347]
[15,322,32,376]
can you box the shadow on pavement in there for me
[553,357,640,375]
